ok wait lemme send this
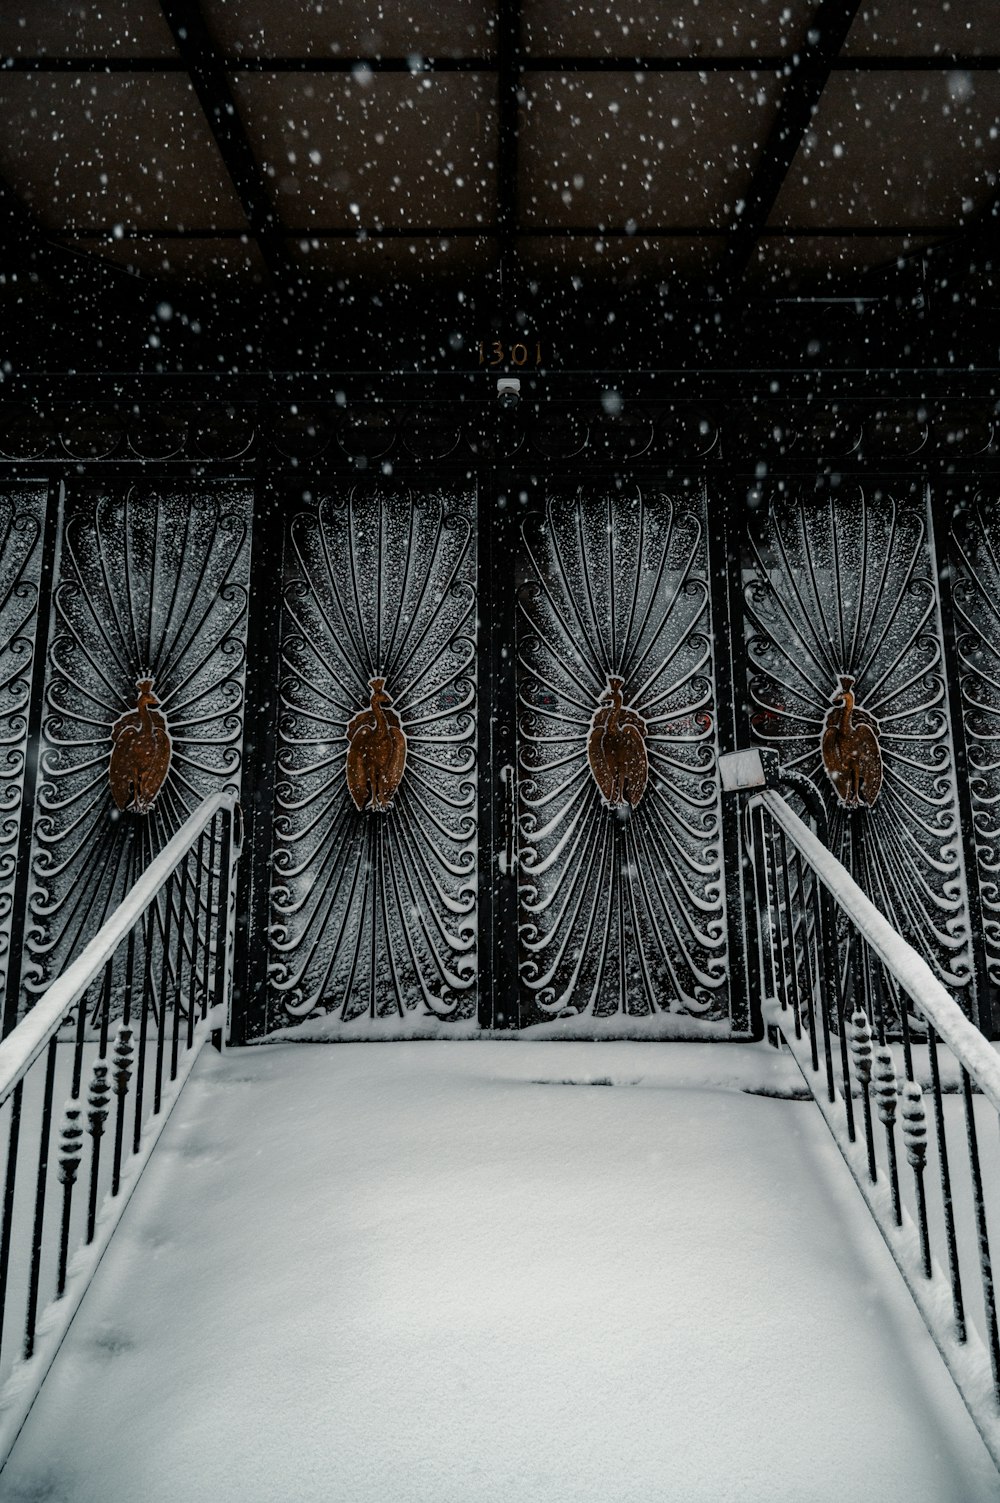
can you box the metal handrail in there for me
[0,790,240,1110]
[0,789,242,1472]
[744,783,1000,1472]
[755,788,1000,1112]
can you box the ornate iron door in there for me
[743,486,973,1007]
[514,485,732,1034]
[266,484,478,1035]
[21,482,253,1019]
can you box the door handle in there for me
[499,763,517,876]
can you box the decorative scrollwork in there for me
[517,487,729,1030]
[269,486,477,1031]
[23,484,251,1013]
[950,497,1000,987]
[0,488,45,1010]
[744,489,971,1000]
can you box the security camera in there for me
[497,377,521,409]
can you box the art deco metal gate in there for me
[514,484,733,1034]
[742,485,975,1013]
[264,484,478,1035]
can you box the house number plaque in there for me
[478,341,543,367]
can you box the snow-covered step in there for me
[2,1042,997,1503]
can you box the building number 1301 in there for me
[478,341,543,367]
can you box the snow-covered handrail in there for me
[757,787,1000,1114]
[0,789,241,1473]
[0,789,239,1111]
[743,785,1000,1474]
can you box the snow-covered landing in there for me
[3,1042,997,1503]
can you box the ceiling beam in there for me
[5,53,999,73]
[62,224,950,242]
[496,0,522,323]
[715,0,864,291]
[157,0,289,283]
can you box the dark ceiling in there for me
[1,0,999,377]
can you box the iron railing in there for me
[0,790,240,1469]
[743,781,1000,1469]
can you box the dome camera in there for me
[497,377,521,410]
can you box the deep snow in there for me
[2,1041,998,1503]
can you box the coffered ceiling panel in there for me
[843,0,998,57]
[0,1,178,57]
[522,73,782,229]
[0,74,247,231]
[232,72,496,229]
[76,235,267,282]
[0,0,996,303]
[519,234,723,281]
[770,71,1000,228]
[203,0,496,58]
[749,233,941,287]
[523,0,817,57]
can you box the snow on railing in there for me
[0,790,241,1474]
[742,784,1000,1473]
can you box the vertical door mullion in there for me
[3,478,61,1038]
[707,477,757,1038]
[479,454,520,1028]
[230,466,283,1043]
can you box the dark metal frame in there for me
[0,385,995,1037]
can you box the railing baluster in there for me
[900,1079,931,1279]
[872,1045,902,1227]
[171,854,189,1081]
[154,878,174,1115]
[0,1080,24,1370]
[85,1059,111,1245]
[132,907,155,1155]
[961,1064,1000,1402]
[927,1020,966,1341]
[849,1009,877,1183]
[24,1036,58,1359]
[815,883,837,1106]
[110,1027,134,1198]
[796,861,821,1075]
[56,1103,84,1298]
[201,821,217,1021]
[188,833,207,1051]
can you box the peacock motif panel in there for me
[268,485,477,1033]
[949,495,1000,989]
[515,485,730,1033]
[22,482,252,1014]
[743,487,972,1001]
[0,486,47,1021]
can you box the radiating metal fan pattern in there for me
[744,489,971,997]
[23,484,252,1016]
[950,498,1000,986]
[516,487,728,1028]
[269,487,477,1029]
[0,488,45,1010]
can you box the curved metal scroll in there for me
[0,489,44,1017]
[516,487,728,1029]
[269,487,477,1029]
[950,497,1000,988]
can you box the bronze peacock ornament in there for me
[821,673,883,809]
[346,677,407,813]
[109,676,172,814]
[587,675,649,810]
